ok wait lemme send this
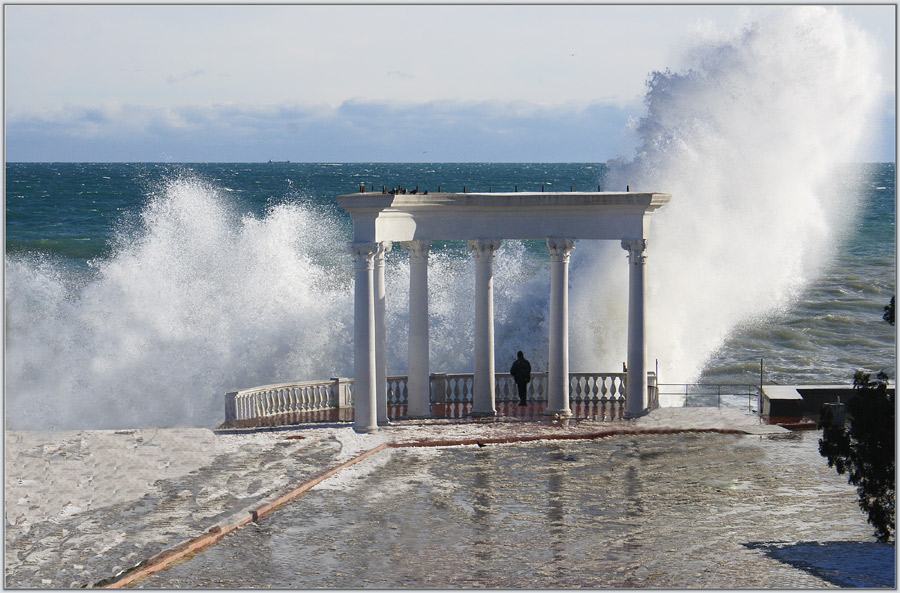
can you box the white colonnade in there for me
[374,241,391,425]
[468,239,502,416]
[546,238,576,416]
[402,240,432,418]
[338,190,670,433]
[349,242,378,433]
[622,239,648,419]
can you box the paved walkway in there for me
[6,406,788,588]
[137,431,895,589]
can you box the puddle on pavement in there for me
[137,431,891,589]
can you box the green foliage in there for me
[884,296,895,326]
[819,371,895,543]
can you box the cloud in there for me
[166,69,207,84]
[386,70,414,80]
[6,99,644,162]
[8,94,894,163]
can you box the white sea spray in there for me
[6,174,354,429]
[570,6,885,381]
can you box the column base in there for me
[406,400,430,418]
[376,419,391,426]
[542,408,572,418]
[470,410,497,417]
[623,408,650,420]
[353,425,379,434]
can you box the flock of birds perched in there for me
[357,184,625,194]
[357,184,428,194]
[385,184,424,195]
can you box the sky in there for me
[4,4,896,163]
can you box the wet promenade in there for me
[138,431,893,589]
[5,408,893,589]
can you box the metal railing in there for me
[656,383,760,412]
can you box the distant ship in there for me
[268,159,290,163]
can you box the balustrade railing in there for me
[225,378,353,422]
[226,371,657,422]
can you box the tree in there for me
[819,297,895,543]
[819,326,895,544]
[819,371,894,542]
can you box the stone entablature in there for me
[336,191,671,242]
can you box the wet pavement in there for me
[136,431,894,589]
[4,431,348,589]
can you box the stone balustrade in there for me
[225,372,657,422]
[225,378,353,422]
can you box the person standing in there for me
[510,351,532,406]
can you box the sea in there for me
[4,161,895,430]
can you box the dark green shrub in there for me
[819,370,895,543]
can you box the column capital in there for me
[401,240,432,264]
[349,242,378,269]
[467,239,502,261]
[547,238,576,263]
[375,241,392,260]
[621,238,647,265]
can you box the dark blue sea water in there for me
[5,163,604,266]
[4,162,895,429]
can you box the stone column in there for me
[468,239,502,416]
[350,242,378,433]
[374,241,391,425]
[546,238,575,416]
[621,239,648,418]
[402,240,432,417]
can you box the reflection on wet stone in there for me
[546,451,566,579]
[137,432,894,589]
[471,448,494,583]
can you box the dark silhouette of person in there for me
[510,351,532,406]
